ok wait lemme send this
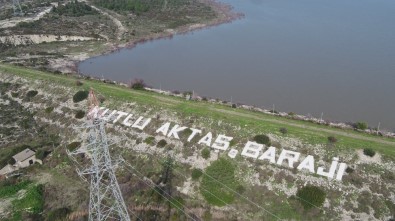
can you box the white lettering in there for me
[276,149,300,168]
[212,135,233,151]
[317,157,339,179]
[131,117,151,130]
[122,114,134,126]
[156,122,171,136]
[167,125,187,139]
[187,128,201,142]
[241,141,263,159]
[297,155,315,173]
[198,132,213,147]
[258,146,276,163]
[335,163,347,181]
[113,111,128,123]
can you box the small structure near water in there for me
[0,148,42,176]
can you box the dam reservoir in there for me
[79,0,395,131]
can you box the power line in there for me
[122,159,199,221]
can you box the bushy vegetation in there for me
[144,136,155,144]
[93,0,149,13]
[11,184,44,219]
[72,90,89,103]
[46,207,71,221]
[200,158,239,206]
[52,0,98,17]
[327,136,337,143]
[191,168,203,180]
[157,139,167,147]
[75,110,85,119]
[129,78,146,90]
[253,134,271,146]
[363,148,376,157]
[45,106,54,113]
[201,148,210,159]
[67,141,81,151]
[279,127,288,135]
[296,186,326,210]
[0,180,31,199]
[26,90,38,98]
[355,122,368,130]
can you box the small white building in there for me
[0,148,42,176]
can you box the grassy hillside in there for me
[1,64,394,157]
[1,63,395,221]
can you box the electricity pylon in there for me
[67,89,131,221]
[12,0,23,16]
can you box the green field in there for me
[1,63,394,158]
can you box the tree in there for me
[129,78,146,90]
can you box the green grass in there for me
[10,184,44,220]
[200,158,239,206]
[0,180,31,199]
[1,64,394,158]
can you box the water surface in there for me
[79,0,395,131]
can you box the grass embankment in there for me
[1,64,394,158]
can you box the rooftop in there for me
[13,148,35,162]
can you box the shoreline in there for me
[71,0,244,74]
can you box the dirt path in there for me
[211,108,395,146]
[85,3,126,40]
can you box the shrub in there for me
[26,90,38,98]
[279,127,288,135]
[236,185,246,194]
[72,90,89,103]
[296,185,326,210]
[182,128,193,137]
[231,104,237,108]
[11,91,19,97]
[253,134,271,146]
[129,78,146,90]
[363,148,376,157]
[346,167,354,173]
[35,149,49,160]
[191,168,203,180]
[201,148,210,159]
[288,112,296,116]
[355,122,368,130]
[75,110,85,119]
[157,139,167,147]
[327,136,337,143]
[45,106,54,113]
[67,142,81,151]
[144,136,155,144]
[200,158,238,206]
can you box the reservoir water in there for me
[79,0,395,131]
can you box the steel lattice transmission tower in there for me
[68,89,131,221]
[12,0,23,16]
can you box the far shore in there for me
[71,0,244,74]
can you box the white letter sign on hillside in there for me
[89,107,348,181]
